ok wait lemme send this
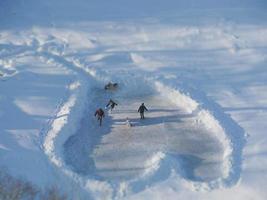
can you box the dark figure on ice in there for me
[106,99,118,112]
[104,82,118,90]
[138,103,148,119]
[94,108,105,126]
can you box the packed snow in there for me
[0,0,267,199]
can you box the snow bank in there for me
[154,81,198,113]
[142,152,166,177]
[151,79,239,190]
[42,75,113,199]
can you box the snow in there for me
[1,0,267,199]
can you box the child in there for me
[94,108,105,126]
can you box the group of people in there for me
[94,100,148,126]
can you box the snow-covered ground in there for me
[1,0,267,199]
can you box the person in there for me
[138,103,148,119]
[94,108,105,126]
[105,99,118,112]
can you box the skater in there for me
[105,99,118,112]
[94,108,105,126]
[138,103,148,119]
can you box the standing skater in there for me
[94,108,105,126]
[105,99,118,112]
[138,103,148,119]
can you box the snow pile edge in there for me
[43,77,113,200]
[152,80,239,191]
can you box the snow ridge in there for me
[151,77,246,190]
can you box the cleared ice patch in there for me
[91,94,225,183]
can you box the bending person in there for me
[106,99,118,112]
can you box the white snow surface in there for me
[0,0,267,199]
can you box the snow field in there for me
[17,34,238,197]
[2,3,266,197]
[0,29,244,199]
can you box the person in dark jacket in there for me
[106,99,118,112]
[138,103,148,119]
[94,108,105,126]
